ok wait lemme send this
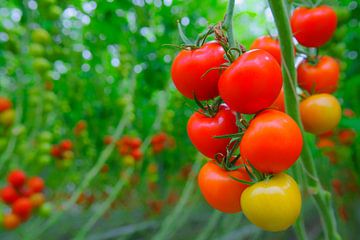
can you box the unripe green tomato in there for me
[0,109,15,126]
[44,91,57,102]
[39,202,53,217]
[38,131,53,142]
[42,71,54,82]
[39,155,51,165]
[33,58,51,73]
[11,124,26,137]
[44,103,54,113]
[29,43,45,57]
[29,95,39,106]
[31,28,51,45]
[39,143,52,153]
[0,138,7,150]
[46,5,62,20]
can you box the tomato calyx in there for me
[192,95,223,118]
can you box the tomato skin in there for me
[198,161,250,213]
[300,94,341,135]
[271,87,285,112]
[338,129,356,145]
[240,109,303,173]
[187,105,238,159]
[250,36,282,64]
[8,170,26,188]
[297,56,340,94]
[3,213,21,230]
[1,186,19,204]
[241,173,301,232]
[0,97,12,113]
[218,49,282,114]
[12,197,32,219]
[27,177,45,193]
[291,6,337,47]
[171,42,226,100]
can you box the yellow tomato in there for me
[241,173,301,232]
[300,94,341,135]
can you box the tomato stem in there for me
[223,0,236,49]
[268,0,341,239]
[177,20,193,46]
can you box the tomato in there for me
[27,177,45,193]
[103,135,113,145]
[218,49,282,114]
[291,6,337,47]
[171,42,226,100]
[30,193,46,208]
[127,137,142,149]
[338,129,356,145]
[51,145,62,158]
[240,109,302,173]
[12,197,32,219]
[33,58,51,73]
[250,36,281,64]
[39,202,53,217]
[131,149,143,161]
[187,104,238,159]
[198,161,250,213]
[271,87,285,112]
[0,109,15,126]
[300,94,341,135]
[31,28,51,45]
[316,138,335,149]
[0,97,12,112]
[241,173,301,232]
[343,108,355,118]
[8,170,26,188]
[3,213,21,230]
[28,43,45,57]
[297,56,340,94]
[60,139,73,151]
[1,186,19,204]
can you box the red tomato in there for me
[271,87,285,112]
[218,49,282,114]
[250,36,282,64]
[338,129,356,145]
[316,138,335,149]
[187,104,238,159]
[171,42,226,100]
[60,139,73,151]
[1,186,19,204]
[3,213,21,230]
[291,5,337,47]
[297,56,340,94]
[0,97,12,112]
[51,145,62,158]
[127,137,142,149]
[7,170,26,188]
[198,161,250,213]
[103,135,113,145]
[12,197,33,219]
[27,177,45,193]
[240,109,303,173]
[131,149,143,161]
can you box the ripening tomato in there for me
[271,87,285,112]
[240,109,303,173]
[291,6,337,47]
[1,186,19,204]
[3,213,21,230]
[171,42,226,100]
[250,36,281,64]
[0,97,12,112]
[241,173,301,232]
[187,104,238,159]
[198,161,250,213]
[218,49,282,114]
[131,149,143,161]
[12,197,32,219]
[30,193,46,208]
[300,94,341,135]
[8,170,26,188]
[127,137,142,149]
[297,56,340,94]
[27,177,45,193]
[338,129,356,145]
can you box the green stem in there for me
[223,0,236,49]
[195,211,222,240]
[267,0,340,239]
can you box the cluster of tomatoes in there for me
[150,132,176,154]
[0,170,47,230]
[0,97,15,128]
[116,136,143,164]
[50,139,74,167]
[170,4,342,232]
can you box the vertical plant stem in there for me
[267,0,341,239]
[223,0,236,49]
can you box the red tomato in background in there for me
[187,105,238,159]
[271,87,285,112]
[60,139,73,151]
[171,42,226,100]
[0,97,12,112]
[291,6,337,47]
[218,49,282,114]
[240,109,303,173]
[1,186,19,204]
[3,213,21,230]
[12,197,32,219]
[27,177,45,193]
[198,161,250,213]
[250,36,281,64]
[7,170,26,188]
[297,56,340,94]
